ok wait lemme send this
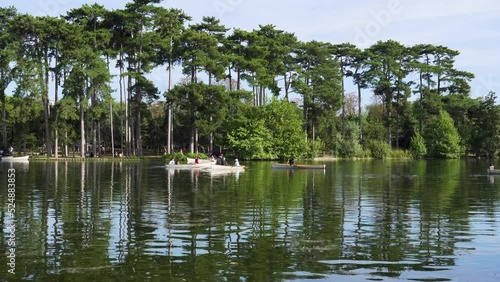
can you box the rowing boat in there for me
[272,163,325,169]
[166,162,212,169]
[208,164,245,171]
[187,157,215,165]
[1,155,30,162]
[487,169,500,175]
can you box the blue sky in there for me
[5,0,500,102]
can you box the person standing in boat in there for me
[489,163,494,170]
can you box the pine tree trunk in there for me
[2,96,6,149]
[357,82,362,143]
[80,94,85,158]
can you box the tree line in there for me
[1,1,499,160]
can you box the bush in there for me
[339,139,363,158]
[163,152,187,164]
[305,138,325,158]
[390,149,412,159]
[410,133,427,158]
[424,110,463,158]
[367,140,391,159]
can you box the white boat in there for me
[187,157,215,165]
[165,162,212,170]
[487,169,500,175]
[208,164,245,172]
[1,155,30,162]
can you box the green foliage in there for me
[390,149,412,159]
[367,140,391,159]
[338,120,363,158]
[263,99,307,159]
[227,117,275,160]
[470,92,500,157]
[362,103,387,145]
[163,152,188,164]
[424,110,463,158]
[409,133,427,158]
[305,138,325,158]
[441,94,479,153]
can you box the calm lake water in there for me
[1,159,499,281]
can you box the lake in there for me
[1,159,499,281]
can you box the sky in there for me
[5,0,500,103]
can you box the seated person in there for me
[234,159,240,166]
[489,163,495,170]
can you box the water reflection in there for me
[0,160,499,281]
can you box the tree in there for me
[153,8,190,154]
[0,7,17,149]
[332,43,357,137]
[424,110,462,158]
[470,92,500,157]
[263,99,307,159]
[65,5,112,157]
[365,40,411,146]
[293,40,342,142]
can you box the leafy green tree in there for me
[362,103,386,145]
[339,120,363,158]
[410,133,427,158]
[470,92,500,157]
[263,99,307,159]
[409,44,474,135]
[441,94,479,154]
[167,83,230,153]
[367,139,391,159]
[425,110,462,158]
[227,107,274,159]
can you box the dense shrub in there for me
[410,133,427,158]
[390,149,412,158]
[367,140,391,159]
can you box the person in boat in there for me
[7,145,14,156]
[288,157,296,166]
[169,159,175,165]
[234,158,240,166]
[489,163,495,170]
[195,156,200,164]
